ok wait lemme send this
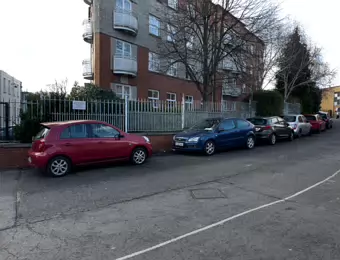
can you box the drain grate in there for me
[190,188,227,199]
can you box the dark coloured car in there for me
[317,111,333,129]
[172,117,256,156]
[247,116,294,145]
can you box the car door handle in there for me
[97,141,104,144]
[64,143,72,146]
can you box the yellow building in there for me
[321,86,340,117]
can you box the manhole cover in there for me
[190,188,226,199]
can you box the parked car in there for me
[304,114,326,133]
[247,116,294,145]
[28,120,152,177]
[172,117,256,156]
[282,114,312,137]
[317,111,333,129]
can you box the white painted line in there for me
[115,169,340,260]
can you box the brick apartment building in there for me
[81,0,264,105]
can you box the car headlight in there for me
[143,136,150,143]
[188,137,200,142]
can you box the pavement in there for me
[1,121,340,259]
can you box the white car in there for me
[283,114,312,137]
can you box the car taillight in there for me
[263,125,272,130]
[34,140,51,152]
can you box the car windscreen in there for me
[34,126,50,140]
[319,113,327,119]
[283,116,296,122]
[305,115,316,121]
[246,118,267,125]
[189,119,221,130]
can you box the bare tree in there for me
[156,0,281,102]
[275,28,336,102]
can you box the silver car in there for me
[283,114,312,137]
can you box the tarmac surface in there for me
[1,121,340,259]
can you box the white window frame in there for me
[167,60,178,77]
[166,92,176,102]
[185,95,194,110]
[148,89,160,108]
[115,84,131,100]
[168,0,178,9]
[149,15,160,36]
[116,40,132,58]
[250,44,255,54]
[116,0,132,11]
[148,52,160,72]
[167,24,176,42]
[242,84,247,93]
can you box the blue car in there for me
[173,117,256,155]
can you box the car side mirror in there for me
[305,120,309,123]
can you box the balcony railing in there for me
[113,55,137,76]
[83,0,92,5]
[82,19,93,43]
[82,59,93,80]
[113,9,138,35]
[222,86,241,97]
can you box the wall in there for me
[321,86,340,116]
[0,133,175,170]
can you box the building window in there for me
[222,101,236,111]
[116,0,132,11]
[148,89,159,108]
[250,44,255,54]
[167,24,176,42]
[167,60,178,77]
[3,78,5,93]
[242,84,247,93]
[8,80,10,94]
[116,40,132,58]
[185,95,194,110]
[149,15,160,36]
[168,0,178,9]
[186,64,195,80]
[166,92,176,102]
[115,84,131,99]
[148,52,160,72]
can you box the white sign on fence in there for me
[72,100,86,110]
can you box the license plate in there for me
[28,157,32,163]
[175,142,184,147]
[255,128,261,131]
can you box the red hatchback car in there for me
[28,120,152,177]
[304,114,326,133]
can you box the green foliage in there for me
[14,112,42,143]
[253,90,284,116]
[69,82,120,101]
[300,83,322,113]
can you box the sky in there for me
[0,0,339,93]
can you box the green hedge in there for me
[253,90,284,116]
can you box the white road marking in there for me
[115,169,340,260]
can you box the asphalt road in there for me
[1,121,340,259]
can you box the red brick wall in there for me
[0,134,175,170]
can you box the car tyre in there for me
[246,135,255,149]
[204,140,215,156]
[47,156,71,177]
[288,131,294,141]
[269,134,276,145]
[131,147,147,165]
[298,129,302,138]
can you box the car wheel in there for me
[246,136,255,149]
[47,156,71,177]
[131,147,147,165]
[288,131,294,141]
[298,129,302,138]
[204,140,215,156]
[269,134,276,145]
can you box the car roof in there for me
[41,120,107,128]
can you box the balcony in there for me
[82,19,93,43]
[83,0,92,5]
[82,59,93,80]
[222,86,241,97]
[221,58,239,73]
[113,9,138,35]
[113,55,137,76]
